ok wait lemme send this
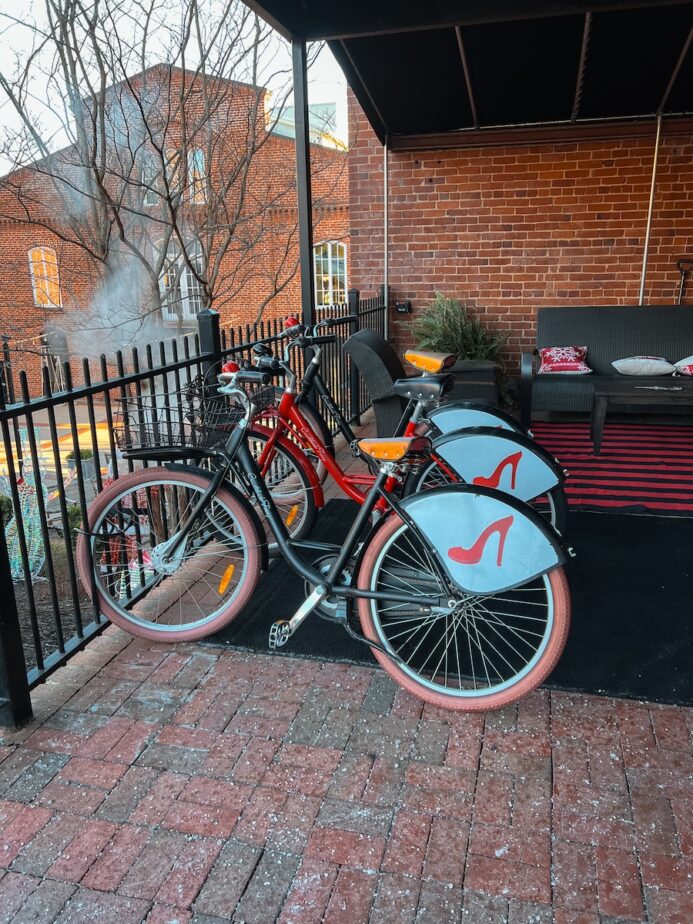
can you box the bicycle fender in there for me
[399,484,568,595]
[248,423,325,508]
[427,401,528,436]
[162,462,269,572]
[432,428,565,502]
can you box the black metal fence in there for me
[0,291,386,724]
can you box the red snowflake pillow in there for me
[674,355,693,376]
[538,345,592,375]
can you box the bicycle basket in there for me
[114,375,276,453]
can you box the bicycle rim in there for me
[86,475,252,635]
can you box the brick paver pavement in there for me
[0,626,691,923]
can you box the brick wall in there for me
[348,91,693,368]
[0,67,348,397]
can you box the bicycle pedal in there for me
[269,620,291,649]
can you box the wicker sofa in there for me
[520,306,693,426]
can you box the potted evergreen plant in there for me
[66,448,96,482]
[409,293,507,402]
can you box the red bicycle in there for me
[230,319,568,532]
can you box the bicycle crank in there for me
[303,554,353,621]
[268,584,328,650]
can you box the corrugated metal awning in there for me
[245,1,693,148]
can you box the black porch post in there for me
[292,40,316,329]
[0,517,32,726]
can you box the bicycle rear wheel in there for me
[76,467,261,641]
[357,514,570,711]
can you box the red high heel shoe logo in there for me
[473,451,522,490]
[448,515,514,567]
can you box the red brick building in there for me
[348,92,693,367]
[0,65,348,393]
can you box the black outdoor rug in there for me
[532,420,693,516]
[209,500,693,706]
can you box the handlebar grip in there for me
[321,314,357,328]
[308,335,336,346]
[256,356,284,373]
[235,370,271,386]
[279,324,306,338]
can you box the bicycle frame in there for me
[255,352,394,509]
[160,417,448,610]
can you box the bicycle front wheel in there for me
[76,467,262,641]
[357,514,570,711]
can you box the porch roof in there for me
[246,1,693,149]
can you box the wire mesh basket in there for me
[114,374,277,453]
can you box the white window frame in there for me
[142,152,159,207]
[313,240,347,308]
[187,148,206,204]
[160,242,204,322]
[28,246,62,309]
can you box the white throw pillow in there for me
[612,356,675,376]
[674,355,693,376]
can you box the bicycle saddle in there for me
[358,435,431,462]
[393,374,454,403]
[404,349,456,374]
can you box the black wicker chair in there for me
[343,329,410,436]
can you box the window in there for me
[28,246,62,308]
[164,148,181,189]
[160,242,204,322]
[141,153,159,206]
[188,148,206,204]
[313,241,347,308]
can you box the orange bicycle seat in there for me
[404,349,456,374]
[358,436,431,461]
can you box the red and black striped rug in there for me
[532,421,693,516]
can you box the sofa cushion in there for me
[538,345,592,374]
[675,355,693,375]
[531,373,608,414]
[612,356,676,376]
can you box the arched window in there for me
[160,242,204,322]
[188,148,206,204]
[28,246,62,308]
[313,241,347,308]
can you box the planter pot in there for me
[448,360,501,404]
[66,456,96,482]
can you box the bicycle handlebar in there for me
[235,369,271,386]
[316,314,357,330]
[303,334,336,347]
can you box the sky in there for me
[0,0,348,174]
